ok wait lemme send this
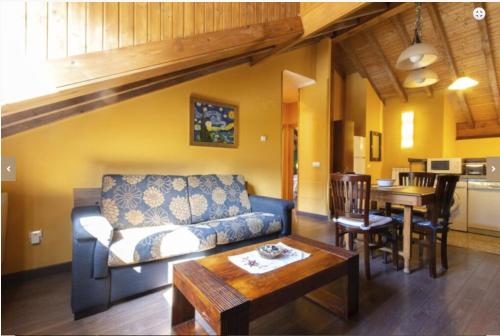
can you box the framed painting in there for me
[190,95,239,148]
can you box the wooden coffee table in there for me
[171,235,359,335]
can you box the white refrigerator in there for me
[353,136,366,174]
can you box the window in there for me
[401,111,414,149]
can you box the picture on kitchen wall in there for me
[190,95,238,148]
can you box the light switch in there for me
[312,162,321,168]
[260,135,268,142]
[29,230,43,245]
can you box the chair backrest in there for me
[432,174,459,225]
[399,172,436,187]
[330,173,371,227]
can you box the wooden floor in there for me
[3,215,500,335]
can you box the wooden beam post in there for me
[251,2,366,64]
[332,3,414,44]
[391,15,433,97]
[474,2,500,123]
[363,31,407,102]
[427,3,474,127]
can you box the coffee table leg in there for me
[403,205,413,274]
[172,285,195,326]
[216,303,250,335]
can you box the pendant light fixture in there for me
[404,68,439,88]
[396,2,438,70]
[448,4,478,91]
[396,3,439,70]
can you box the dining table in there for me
[370,185,436,273]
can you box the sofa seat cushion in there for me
[187,174,251,224]
[107,223,216,267]
[206,212,282,245]
[101,175,192,230]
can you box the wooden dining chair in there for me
[399,172,437,187]
[330,173,399,280]
[412,175,459,278]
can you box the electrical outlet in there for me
[29,230,42,245]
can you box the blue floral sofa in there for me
[71,174,294,319]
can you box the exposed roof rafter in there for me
[474,2,500,123]
[427,3,474,127]
[339,41,385,104]
[363,31,407,102]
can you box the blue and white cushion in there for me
[206,212,282,245]
[107,223,216,267]
[187,174,251,223]
[336,214,392,230]
[101,175,191,230]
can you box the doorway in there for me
[281,70,315,203]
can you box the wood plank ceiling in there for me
[2,2,500,140]
[327,2,500,139]
[0,2,303,136]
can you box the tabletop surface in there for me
[196,236,353,301]
[370,185,435,196]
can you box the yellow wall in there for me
[345,73,366,136]
[365,81,384,180]
[1,46,317,273]
[382,90,445,177]
[298,39,331,216]
[343,73,384,179]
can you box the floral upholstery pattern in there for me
[206,212,282,245]
[187,174,251,224]
[101,175,191,230]
[107,223,216,267]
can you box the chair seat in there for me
[390,204,428,213]
[336,214,393,230]
[413,220,445,231]
[392,213,426,224]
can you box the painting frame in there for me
[189,95,239,148]
[370,131,382,162]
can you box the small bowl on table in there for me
[257,244,283,259]
[377,179,395,187]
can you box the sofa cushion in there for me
[187,174,251,223]
[107,223,216,267]
[206,212,282,245]
[101,175,191,230]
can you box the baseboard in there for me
[297,211,330,221]
[2,262,71,285]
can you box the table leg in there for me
[346,253,359,317]
[403,205,413,274]
[171,285,195,326]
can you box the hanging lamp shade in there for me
[448,76,478,90]
[403,68,439,88]
[396,43,439,70]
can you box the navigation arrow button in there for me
[493,165,496,173]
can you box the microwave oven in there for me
[427,158,463,174]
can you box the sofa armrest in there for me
[72,206,113,279]
[249,195,294,236]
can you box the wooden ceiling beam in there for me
[251,2,366,64]
[391,15,433,97]
[335,3,389,24]
[2,17,302,117]
[339,41,385,104]
[427,3,474,128]
[364,31,407,102]
[2,49,272,137]
[457,119,500,140]
[332,2,414,44]
[474,2,500,123]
